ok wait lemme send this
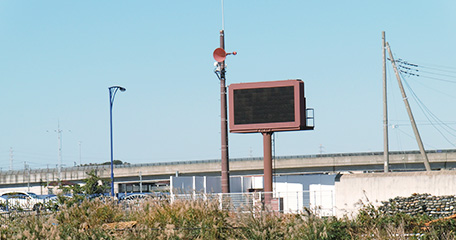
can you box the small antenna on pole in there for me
[221,0,225,30]
[56,121,63,180]
[9,147,13,171]
[78,141,82,166]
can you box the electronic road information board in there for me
[229,79,313,133]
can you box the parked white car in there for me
[0,191,47,211]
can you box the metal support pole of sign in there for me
[263,132,273,207]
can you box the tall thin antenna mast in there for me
[386,42,431,171]
[214,0,236,194]
[9,147,13,171]
[56,122,63,180]
[382,31,389,172]
[221,0,225,30]
[24,161,30,191]
[78,141,82,166]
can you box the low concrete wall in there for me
[335,170,456,217]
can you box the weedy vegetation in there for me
[0,198,455,239]
[1,172,455,239]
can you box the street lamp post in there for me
[109,86,126,197]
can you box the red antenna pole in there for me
[220,30,230,193]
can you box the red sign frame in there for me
[229,79,312,133]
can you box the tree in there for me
[82,170,110,196]
[56,170,111,207]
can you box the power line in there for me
[419,69,456,79]
[403,76,456,135]
[415,75,456,84]
[406,76,456,100]
[401,74,456,147]
[419,65,456,74]
[391,122,456,126]
[388,56,456,149]
[396,58,456,83]
[405,60,456,72]
[394,126,439,150]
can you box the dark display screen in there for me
[233,86,295,124]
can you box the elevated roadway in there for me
[1,149,456,193]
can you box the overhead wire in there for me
[419,65,456,74]
[405,76,456,100]
[413,75,456,84]
[418,70,456,79]
[407,91,456,139]
[396,58,456,131]
[402,60,456,72]
[394,126,439,150]
[400,72,456,148]
[398,64,456,134]
[392,122,456,126]
[397,59,456,84]
[388,53,456,150]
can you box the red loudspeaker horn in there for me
[213,48,227,62]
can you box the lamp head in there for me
[119,87,126,92]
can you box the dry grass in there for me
[0,197,454,239]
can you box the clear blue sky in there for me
[0,1,455,170]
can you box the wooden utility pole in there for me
[382,31,389,172]
[386,42,431,171]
